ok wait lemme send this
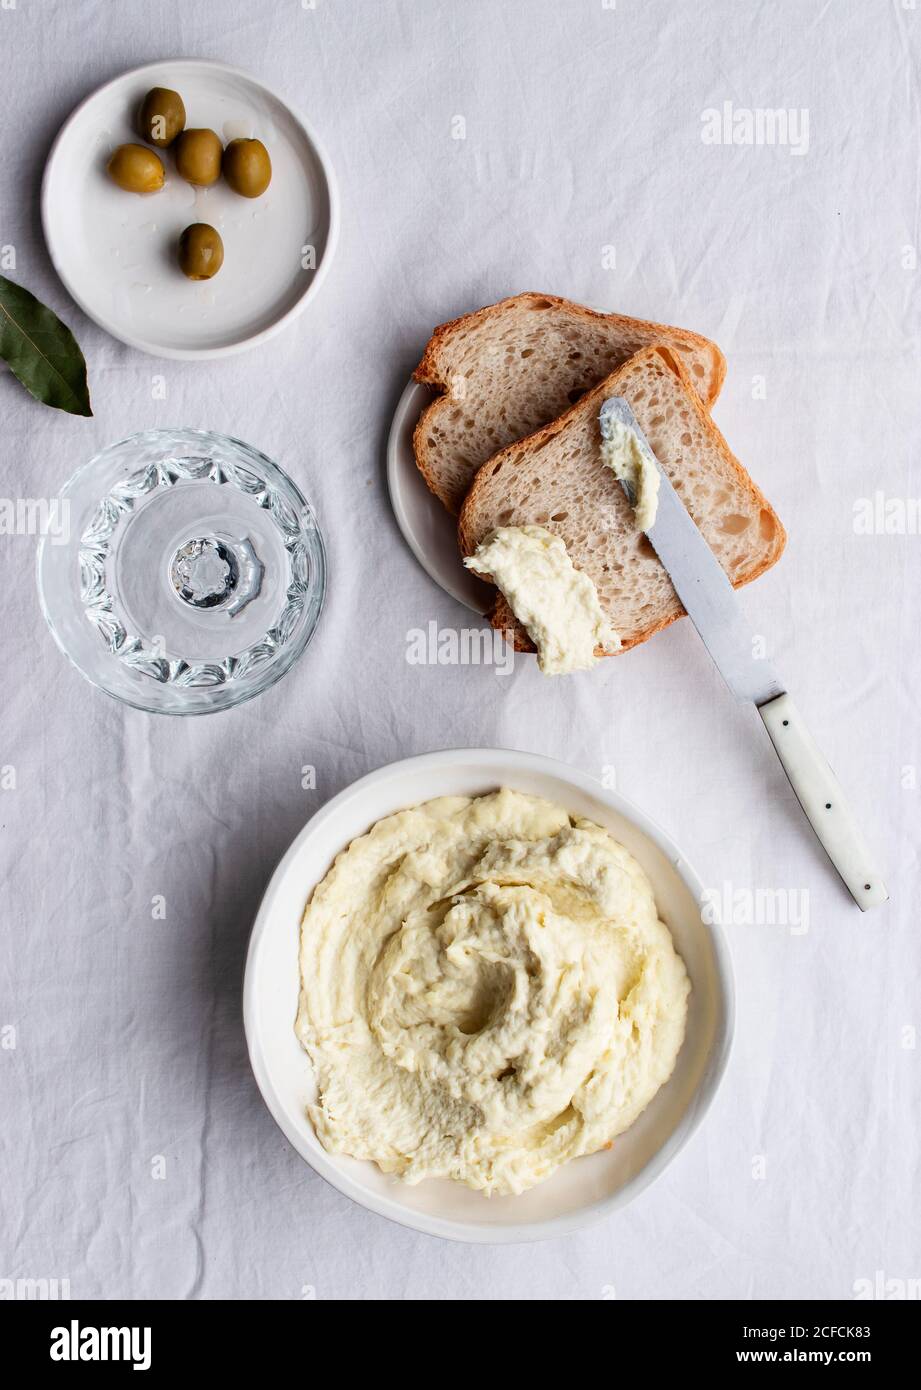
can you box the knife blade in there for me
[600,395,888,912]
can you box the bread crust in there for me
[458,344,786,658]
[414,291,727,402]
[412,292,727,515]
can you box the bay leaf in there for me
[0,273,92,416]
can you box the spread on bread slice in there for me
[465,524,621,675]
[458,345,785,657]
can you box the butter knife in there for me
[600,395,888,911]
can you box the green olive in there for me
[175,128,223,186]
[106,143,165,193]
[138,87,186,148]
[178,223,224,280]
[222,138,272,198]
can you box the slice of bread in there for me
[414,292,726,514]
[458,345,785,655]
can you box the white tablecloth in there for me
[1,0,919,1301]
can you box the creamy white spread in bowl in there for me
[244,750,733,1243]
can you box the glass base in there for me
[38,429,327,715]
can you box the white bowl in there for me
[243,749,734,1243]
[41,59,338,359]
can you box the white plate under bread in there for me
[388,378,493,612]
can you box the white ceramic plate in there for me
[41,60,338,359]
[387,378,493,613]
[243,748,734,1244]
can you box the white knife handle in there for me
[758,693,888,911]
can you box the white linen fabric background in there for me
[1,0,919,1301]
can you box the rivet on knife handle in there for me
[758,693,889,912]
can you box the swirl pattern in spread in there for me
[296,789,689,1195]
